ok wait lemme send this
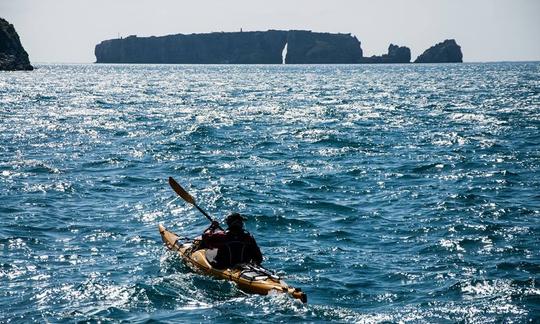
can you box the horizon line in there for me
[28,60,540,65]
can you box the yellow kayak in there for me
[158,224,307,303]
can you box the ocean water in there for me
[0,63,539,323]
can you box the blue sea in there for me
[1,63,539,323]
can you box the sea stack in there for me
[0,17,33,71]
[414,39,463,63]
[361,44,411,63]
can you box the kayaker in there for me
[201,213,263,269]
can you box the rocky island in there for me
[361,44,411,64]
[96,30,287,64]
[0,17,33,71]
[95,30,462,64]
[414,39,463,63]
[95,30,364,64]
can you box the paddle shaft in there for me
[168,177,224,231]
[194,204,213,223]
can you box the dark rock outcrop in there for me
[0,17,33,71]
[95,30,363,64]
[414,39,462,63]
[361,44,411,63]
[284,31,362,64]
[96,30,288,64]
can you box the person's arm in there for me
[250,236,263,265]
[202,227,226,249]
[204,221,220,234]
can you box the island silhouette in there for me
[95,30,463,64]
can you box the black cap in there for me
[225,213,246,228]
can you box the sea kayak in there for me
[158,224,307,303]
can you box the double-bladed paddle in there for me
[168,177,223,231]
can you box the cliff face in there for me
[284,31,362,64]
[414,39,463,63]
[96,31,288,64]
[95,30,363,64]
[0,18,33,71]
[361,44,410,63]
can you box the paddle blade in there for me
[168,177,196,205]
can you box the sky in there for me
[1,0,539,63]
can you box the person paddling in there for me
[201,213,263,269]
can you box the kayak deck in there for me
[158,224,307,303]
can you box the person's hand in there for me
[210,221,219,229]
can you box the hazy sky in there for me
[1,0,539,63]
